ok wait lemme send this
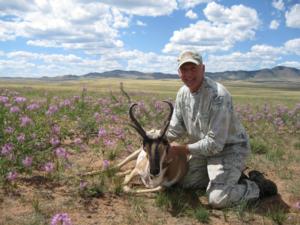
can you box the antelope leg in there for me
[123,185,164,194]
[116,169,132,177]
[123,168,139,185]
[116,149,141,169]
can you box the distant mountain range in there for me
[1,66,300,81]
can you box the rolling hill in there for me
[1,66,300,81]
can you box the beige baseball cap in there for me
[177,50,202,69]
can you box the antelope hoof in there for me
[123,175,131,184]
[123,185,132,193]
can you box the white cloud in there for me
[177,0,214,9]
[0,59,37,77]
[0,0,128,54]
[136,20,147,26]
[185,10,198,19]
[285,4,300,28]
[280,61,300,69]
[251,44,284,55]
[98,49,177,73]
[272,0,285,11]
[163,2,259,54]
[205,45,283,72]
[284,38,300,55]
[269,20,280,30]
[0,0,35,14]
[110,8,131,29]
[0,50,123,77]
[204,41,300,72]
[97,0,178,16]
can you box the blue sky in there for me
[0,0,300,77]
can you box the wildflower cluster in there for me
[0,88,130,185]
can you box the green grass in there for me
[266,207,288,225]
[250,138,269,154]
[192,206,210,223]
[1,78,300,105]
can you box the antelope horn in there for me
[129,103,147,139]
[159,101,174,137]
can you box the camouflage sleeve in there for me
[166,92,186,142]
[188,94,232,156]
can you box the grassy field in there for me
[0,78,299,225]
[1,78,300,103]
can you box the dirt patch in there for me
[1,150,300,225]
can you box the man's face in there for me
[178,62,205,93]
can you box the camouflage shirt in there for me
[167,77,250,157]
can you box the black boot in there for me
[238,171,249,184]
[248,170,278,198]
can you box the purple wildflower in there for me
[46,105,58,116]
[247,114,254,122]
[138,101,145,108]
[50,136,60,146]
[98,127,107,137]
[103,138,116,148]
[274,117,284,127]
[154,101,163,112]
[59,99,71,108]
[20,116,32,127]
[267,113,273,121]
[17,133,26,143]
[94,112,101,121]
[4,127,14,134]
[1,143,14,156]
[78,144,88,152]
[79,180,88,189]
[27,103,40,111]
[50,213,72,225]
[52,124,61,134]
[98,98,110,106]
[113,127,125,139]
[73,95,80,101]
[111,115,119,122]
[102,107,111,115]
[288,110,295,117]
[43,162,55,173]
[22,156,33,167]
[74,138,82,145]
[102,159,110,170]
[55,147,68,159]
[275,105,288,117]
[294,201,300,210]
[7,171,18,181]
[0,96,9,104]
[14,96,27,103]
[10,106,20,113]
[255,112,264,120]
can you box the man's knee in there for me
[208,188,230,209]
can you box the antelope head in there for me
[129,101,174,177]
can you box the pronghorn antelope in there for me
[116,101,189,194]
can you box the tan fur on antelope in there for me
[116,101,188,194]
